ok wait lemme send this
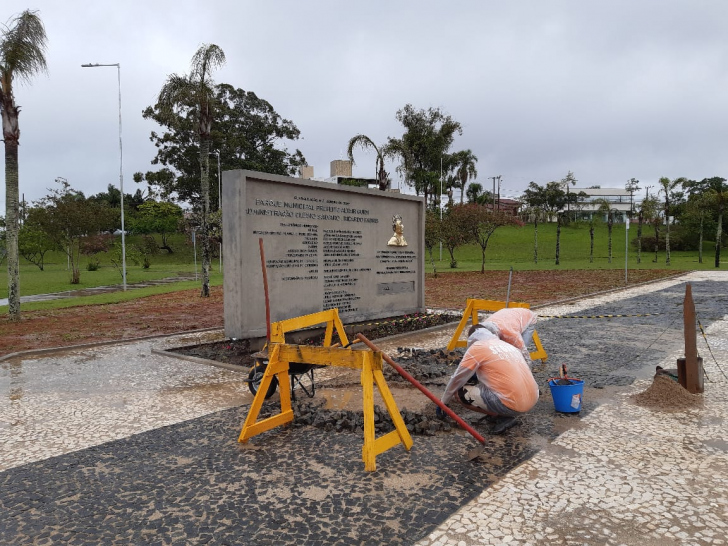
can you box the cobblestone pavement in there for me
[1,271,727,545]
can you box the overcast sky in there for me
[3,0,728,207]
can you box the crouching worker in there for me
[438,324,539,434]
[476,308,537,366]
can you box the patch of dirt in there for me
[1,269,678,357]
[247,348,462,438]
[425,269,678,309]
[1,289,225,356]
[631,374,703,411]
[169,313,459,370]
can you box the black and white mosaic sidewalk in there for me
[2,272,726,545]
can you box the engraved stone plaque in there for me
[222,170,425,340]
[377,281,416,295]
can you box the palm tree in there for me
[638,194,660,264]
[156,44,225,297]
[521,183,547,264]
[684,192,713,264]
[451,150,478,205]
[1,10,48,321]
[595,199,618,263]
[588,215,595,263]
[466,182,484,204]
[346,134,390,191]
[561,171,577,220]
[555,212,567,265]
[657,176,686,265]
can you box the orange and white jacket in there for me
[442,336,539,413]
[487,308,537,353]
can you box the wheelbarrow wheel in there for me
[247,361,278,399]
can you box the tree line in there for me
[518,174,727,268]
[9,178,188,283]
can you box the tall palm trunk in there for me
[637,211,643,264]
[199,137,211,297]
[376,158,388,191]
[1,9,48,321]
[4,135,20,321]
[555,215,562,265]
[665,204,671,265]
[589,222,594,263]
[698,213,703,264]
[607,216,613,264]
[716,210,723,268]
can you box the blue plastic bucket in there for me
[548,379,584,413]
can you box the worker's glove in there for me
[435,406,446,419]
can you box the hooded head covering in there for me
[466,322,499,348]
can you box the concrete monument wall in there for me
[222,170,425,340]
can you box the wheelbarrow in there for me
[247,349,321,401]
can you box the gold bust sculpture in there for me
[387,215,408,247]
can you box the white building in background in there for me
[570,187,638,222]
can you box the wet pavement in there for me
[1,271,727,545]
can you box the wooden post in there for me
[682,284,704,393]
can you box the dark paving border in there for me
[1,279,725,546]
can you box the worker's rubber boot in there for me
[492,416,518,434]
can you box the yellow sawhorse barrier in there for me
[268,308,350,346]
[446,299,548,363]
[238,309,413,472]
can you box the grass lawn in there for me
[0,233,222,311]
[425,221,723,273]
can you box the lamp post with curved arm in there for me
[81,62,126,290]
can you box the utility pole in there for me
[645,185,654,200]
[497,176,502,211]
[439,156,443,261]
[490,176,500,211]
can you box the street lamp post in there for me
[439,156,443,262]
[625,216,630,285]
[82,62,126,290]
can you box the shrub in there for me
[638,231,690,252]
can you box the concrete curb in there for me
[150,347,249,373]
